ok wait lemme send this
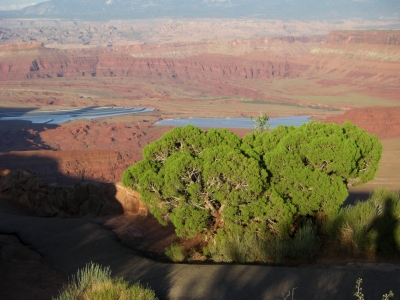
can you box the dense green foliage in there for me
[53,262,157,300]
[123,121,382,261]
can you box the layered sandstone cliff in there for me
[0,37,314,81]
[327,31,400,45]
[0,42,97,80]
[304,30,400,86]
[1,31,399,84]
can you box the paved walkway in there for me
[1,210,399,300]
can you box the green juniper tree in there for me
[123,122,382,259]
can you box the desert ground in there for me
[1,22,400,299]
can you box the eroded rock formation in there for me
[0,169,146,217]
[0,150,136,185]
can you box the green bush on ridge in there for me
[123,121,382,262]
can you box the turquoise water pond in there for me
[155,116,312,129]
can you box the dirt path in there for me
[1,208,399,300]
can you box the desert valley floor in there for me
[0,21,400,299]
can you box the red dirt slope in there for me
[323,107,400,139]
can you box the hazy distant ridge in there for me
[2,0,399,21]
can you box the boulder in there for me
[114,183,147,215]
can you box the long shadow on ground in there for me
[0,211,399,300]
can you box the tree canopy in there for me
[123,121,382,242]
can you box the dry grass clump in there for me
[322,189,400,256]
[204,219,320,263]
[53,262,157,300]
[165,243,186,262]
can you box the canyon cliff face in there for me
[0,37,317,81]
[111,36,323,59]
[0,31,398,84]
[327,31,400,45]
[0,42,97,80]
[95,54,300,81]
[303,31,400,86]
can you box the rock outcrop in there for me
[0,150,136,185]
[0,169,147,218]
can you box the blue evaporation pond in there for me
[0,107,155,124]
[155,116,312,129]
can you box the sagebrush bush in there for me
[165,243,186,262]
[53,262,157,300]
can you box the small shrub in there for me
[251,113,270,133]
[286,219,321,259]
[205,220,320,263]
[323,189,400,255]
[53,262,157,300]
[263,219,320,262]
[84,280,157,300]
[187,247,207,261]
[205,231,267,263]
[165,243,186,262]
